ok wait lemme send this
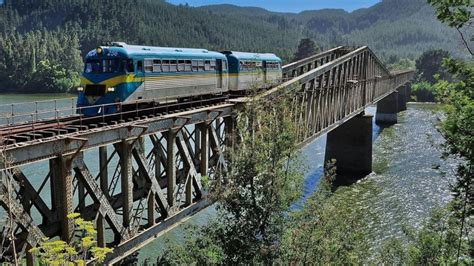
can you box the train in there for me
[77,42,282,116]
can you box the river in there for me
[0,94,457,263]
[136,103,457,263]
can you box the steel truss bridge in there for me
[0,46,414,264]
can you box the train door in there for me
[216,59,223,89]
[137,60,144,89]
[263,61,268,84]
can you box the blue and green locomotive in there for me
[77,42,282,116]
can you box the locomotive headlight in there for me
[77,87,84,92]
[107,87,115,92]
[96,47,103,54]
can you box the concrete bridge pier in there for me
[406,84,412,102]
[375,91,399,125]
[397,86,408,112]
[325,113,373,182]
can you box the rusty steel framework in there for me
[0,46,413,264]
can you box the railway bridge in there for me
[0,46,414,264]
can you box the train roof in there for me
[221,51,281,62]
[87,42,227,59]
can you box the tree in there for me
[427,0,473,55]
[293,38,319,62]
[415,49,450,83]
[159,87,304,264]
[280,161,370,264]
[29,213,113,265]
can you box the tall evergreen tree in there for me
[415,49,450,83]
[293,38,319,62]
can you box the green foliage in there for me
[280,160,370,264]
[410,49,451,102]
[432,58,473,159]
[159,88,304,264]
[427,0,473,55]
[29,60,80,93]
[427,0,472,29]
[293,38,319,62]
[380,207,471,265]
[29,213,113,265]
[157,225,225,265]
[387,57,416,72]
[411,80,436,102]
[0,30,82,93]
[416,49,450,83]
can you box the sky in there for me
[166,0,381,13]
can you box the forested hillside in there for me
[202,0,464,59]
[0,0,463,93]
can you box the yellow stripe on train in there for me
[80,71,280,86]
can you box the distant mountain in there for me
[200,0,464,59]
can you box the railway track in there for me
[0,73,303,147]
[0,95,230,146]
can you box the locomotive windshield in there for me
[85,59,121,73]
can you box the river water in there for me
[0,94,457,263]
[136,103,457,263]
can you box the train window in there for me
[144,60,153,72]
[153,60,162,72]
[85,59,101,73]
[204,60,211,71]
[124,60,134,72]
[210,60,216,71]
[192,60,198,71]
[198,60,205,71]
[240,62,244,71]
[223,61,228,71]
[185,60,192,71]
[246,61,253,70]
[103,59,120,73]
[162,60,170,72]
[170,60,177,72]
[178,60,185,72]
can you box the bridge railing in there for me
[261,46,414,144]
[282,46,352,79]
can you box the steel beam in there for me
[50,156,74,242]
[166,130,177,211]
[97,146,108,247]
